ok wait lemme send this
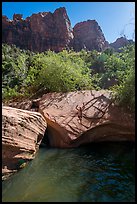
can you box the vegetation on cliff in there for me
[2,43,135,112]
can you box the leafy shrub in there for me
[110,45,135,112]
[24,50,93,93]
[2,45,93,99]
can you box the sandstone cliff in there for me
[71,20,109,51]
[2,7,109,52]
[2,7,74,52]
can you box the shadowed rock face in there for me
[71,20,109,51]
[2,106,47,180]
[2,7,110,52]
[2,7,74,52]
[109,37,134,52]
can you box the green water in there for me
[2,142,135,202]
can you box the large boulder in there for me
[38,90,135,148]
[2,106,47,180]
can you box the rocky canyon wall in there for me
[2,7,74,52]
[2,7,109,52]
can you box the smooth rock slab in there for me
[39,90,135,148]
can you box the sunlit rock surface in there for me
[2,106,47,180]
[2,7,73,52]
[72,20,109,51]
[39,90,135,148]
[4,90,135,149]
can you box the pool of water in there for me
[2,142,135,202]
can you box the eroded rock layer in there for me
[2,106,47,180]
[4,90,135,149]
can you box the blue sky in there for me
[2,2,135,43]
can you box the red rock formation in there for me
[38,90,134,148]
[2,7,74,52]
[2,106,47,180]
[13,14,23,21]
[4,8,134,53]
[2,7,110,52]
[109,37,134,52]
[72,20,109,51]
[5,91,134,148]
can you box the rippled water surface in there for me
[2,142,135,202]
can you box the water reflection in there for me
[2,142,135,202]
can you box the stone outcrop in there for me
[109,37,134,52]
[37,90,134,148]
[2,7,110,52]
[2,7,74,52]
[2,106,47,180]
[2,7,134,53]
[71,20,109,51]
[13,14,23,21]
[3,90,135,149]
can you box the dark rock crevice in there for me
[40,127,50,147]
